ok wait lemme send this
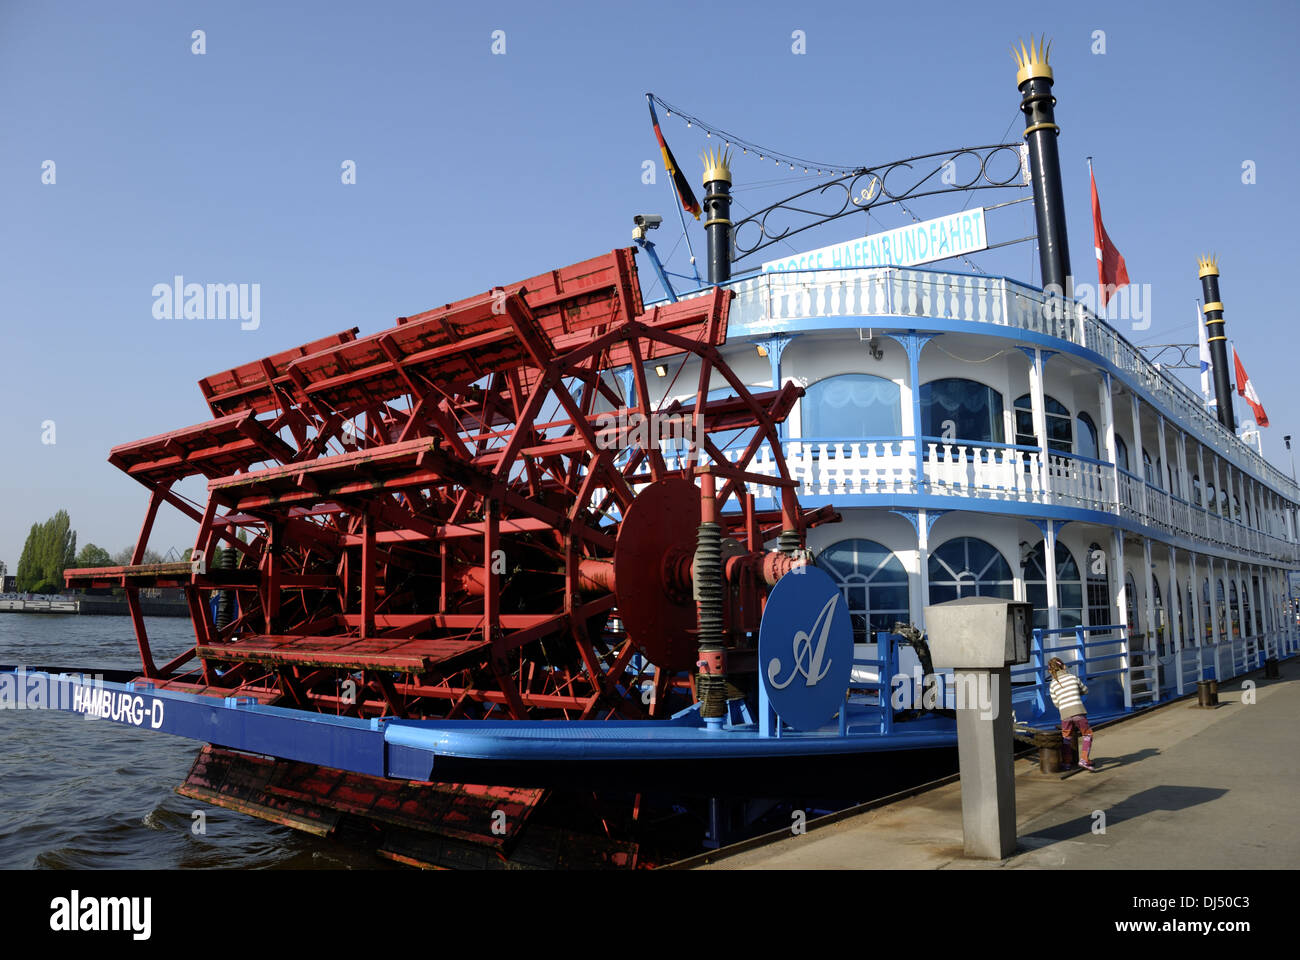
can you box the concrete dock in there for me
[693,669,1298,870]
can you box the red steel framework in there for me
[66,249,832,726]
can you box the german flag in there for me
[648,99,701,220]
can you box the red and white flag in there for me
[1233,346,1269,427]
[1090,167,1130,307]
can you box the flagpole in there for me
[1087,156,1095,315]
[1196,297,1213,413]
[671,180,702,287]
[1229,338,1242,434]
[646,93,702,287]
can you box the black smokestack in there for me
[702,147,732,285]
[1198,255,1235,431]
[1014,36,1072,299]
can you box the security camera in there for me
[632,213,663,241]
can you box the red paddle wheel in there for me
[64,249,833,865]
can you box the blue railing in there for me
[752,616,1300,739]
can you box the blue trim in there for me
[889,508,920,536]
[888,508,947,538]
[0,668,957,766]
[1028,518,1064,537]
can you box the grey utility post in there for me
[925,596,1033,859]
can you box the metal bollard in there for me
[1265,657,1280,679]
[1038,731,1061,773]
[1037,729,1078,773]
[1196,679,1219,708]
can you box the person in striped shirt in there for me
[1048,657,1095,771]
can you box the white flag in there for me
[1197,303,1214,406]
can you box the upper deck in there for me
[708,264,1297,504]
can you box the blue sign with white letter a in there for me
[759,566,853,731]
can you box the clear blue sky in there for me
[2,0,1297,569]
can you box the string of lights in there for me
[648,93,864,176]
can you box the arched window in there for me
[1076,413,1099,460]
[1192,474,1203,508]
[920,379,1005,444]
[928,537,1014,604]
[1013,395,1073,452]
[1023,541,1083,630]
[1085,541,1112,627]
[1207,482,1218,514]
[1115,434,1131,473]
[816,539,910,643]
[1228,581,1240,638]
[1242,581,1254,637]
[802,374,902,439]
[1142,450,1159,486]
[1217,579,1227,638]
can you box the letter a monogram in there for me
[768,594,838,690]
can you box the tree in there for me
[15,510,77,592]
[112,544,163,566]
[74,543,113,569]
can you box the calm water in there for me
[0,614,387,869]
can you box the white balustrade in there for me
[723,267,1299,501]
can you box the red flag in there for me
[1233,347,1269,427]
[1090,168,1130,307]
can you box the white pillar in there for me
[1252,565,1268,658]
[1190,553,1205,680]
[1029,349,1049,497]
[1169,545,1183,692]
[1176,429,1190,501]
[1099,373,1120,510]
[1142,537,1157,655]
[1113,530,1131,710]
[1156,416,1169,492]
[1207,555,1222,679]
[1196,446,1208,510]
[915,510,931,630]
[1131,394,1148,520]
[1111,530,1128,639]
[1044,523,1060,631]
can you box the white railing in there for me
[721,266,1300,502]
[604,433,1300,562]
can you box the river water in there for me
[0,614,387,869]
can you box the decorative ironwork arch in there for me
[730,143,1027,263]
